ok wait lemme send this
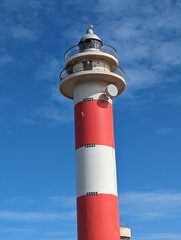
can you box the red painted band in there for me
[77,194,120,240]
[74,100,115,149]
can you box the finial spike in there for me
[87,24,94,34]
[89,24,93,29]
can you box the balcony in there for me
[64,44,118,62]
[60,62,124,82]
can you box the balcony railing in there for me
[60,63,124,82]
[64,44,118,62]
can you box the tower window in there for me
[83,61,92,70]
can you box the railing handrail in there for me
[60,63,124,82]
[64,44,118,61]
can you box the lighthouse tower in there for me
[59,26,126,240]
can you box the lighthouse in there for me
[59,25,126,240]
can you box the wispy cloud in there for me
[11,24,40,41]
[2,0,41,13]
[136,232,181,240]
[32,101,73,124]
[35,57,60,82]
[26,55,74,124]
[3,197,37,205]
[1,0,180,123]
[0,226,76,240]
[156,127,174,136]
[20,94,73,125]
[90,0,181,100]
[20,87,73,125]
[48,196,75,208]
[0,48,13,66]
[0,226,37,234]
[2,191,181,223]
[49,0,181,112]
[162,92,181,105]
[0,210,75,222]
[156,41,181,66]
[0,196,76,222]
[0,97,15,106]
[18,55,73,125]
[1,192,181,239]
[119,191,181,220]
[0,0,45,42]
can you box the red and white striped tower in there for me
[59,25,126,240]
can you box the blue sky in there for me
[0,0,181,239]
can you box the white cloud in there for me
[48,196,75,208]
[0,210,76,222]
[176,0,181,8]
[119,191,181,220]
[11,24,39,41]
[4,197,37,205]
[125,66,160,92]
[0,48,13,66]
[2,0,41,13]
[0,226,75,240]
[156,127,174,136]
[20,90,73,125]
[50,84,71,104]
[35,57,60,82]
[21,116,36,125]
[32,101,73,123]
[3,191,181,223]
[17,54,74,125]
[0,96,15,105]
[136,233,181,240]
[1,192,181,239]
[156,41,181,65]
[162,93,181,105]
[1,0,180,124]
[0,196,76,224]
[88,0,181,99]
[0,0,44,42]
[0,227,37,234]
[23,55,73,124]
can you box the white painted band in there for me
[76,145,118,197]
[74,80,112,105]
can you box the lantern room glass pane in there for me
[79,39,102,51]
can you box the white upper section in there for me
[74,80,112,105]
[76,146,118,197]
